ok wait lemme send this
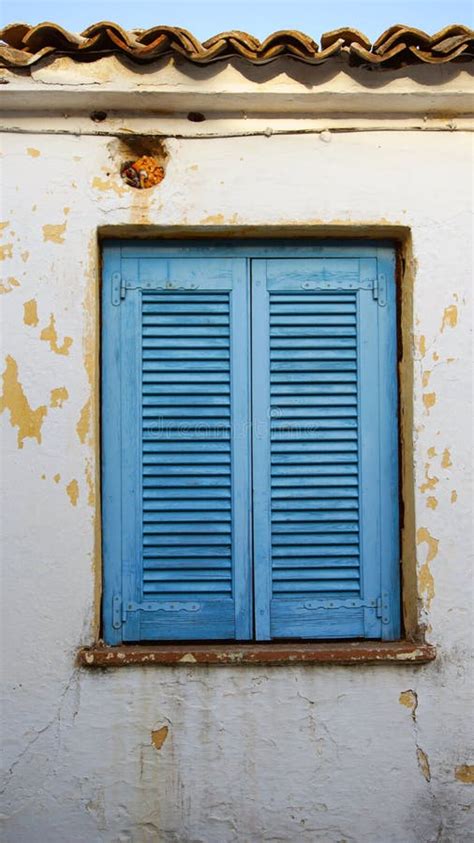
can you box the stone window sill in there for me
[78,640,436,668]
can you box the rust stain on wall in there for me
[42,222,67,244]
[0,277,20,295]
[151,726,169,751]
[0,355,47,448]
[417,748,431,782]
[23,299,39,326]
[441,304,458,332]
[455,765,474,783]
[50,386,69,408]
[27,147,40,157]
[66,479,79,506]
[441,448,452,469]
[40,314,73,356]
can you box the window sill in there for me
[78,640,436,668]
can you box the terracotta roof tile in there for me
[0,21,472,69]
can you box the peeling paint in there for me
[91,175,127,197]
[66,479,79,506]
[85,458,95,507]
[53,473,61,484]
[23,299,39,326]
[0,355,47,448]
[426,496,438,510]
[417,527,439,610]
[0,243,13,260]
[151,726,169,751]
[419,463,439,494]
[451,489,458,504]
[42,222,67,244]
[0,221,9,234]
[422,371,431,388]
[50,387,69,408]
[399,690,418,720]
[21,250,30,263]
[417,748,431,782]
[455,765,474,783]
[440,304,458,332]
[0,276,20,294]
[441,448,452,469]
[76,397,92,444]
[27,147,40,157]
[40,314,73,356]
[422,392,436,413]
[427,447,437,459]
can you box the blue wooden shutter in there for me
[252,254,400,640]
[102,248,252,642]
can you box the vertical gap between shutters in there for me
[249,257,256,640]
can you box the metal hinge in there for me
[111,272,125,305]
[112,594,123,629]
[376,592,390,624]
[125,601,201,613]
[373,273,387,306]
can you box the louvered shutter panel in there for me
[252,257,399,640]
[102,251,252,643]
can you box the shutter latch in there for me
[373,273,387,306]
[111,272,126,305]
[376,592,390,624]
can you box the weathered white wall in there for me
[1,89,473,842]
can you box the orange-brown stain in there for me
[66,479,79,506]
[42,222,67,244]
[455,765,474,783]
[441,448,452,469]
[441,305,458,332]
[0,277,20,294]
[423,392,436,413]
[0,355,47,448]
[151,726,169,750]
[23,299,39,326]
[50,386,69,408]
[40,314,73,356]
[27,147,40,157]
[451,490,458,504]
[426,496,438,510]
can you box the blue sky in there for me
[1,0,472,40]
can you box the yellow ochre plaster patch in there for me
[0,277,20,295]
[40,314,73,356]
[451,490,458,504]
[23,299,39,326]
[419,464,439,495]
[441,304,458,332]
[50,387,69,408]
[422,371,431,389]
[53,473,61,483]
[0,221,9,234]
[0,356,47,448]
[427,447,437,459]
[441,448,452,469]
[27,147,40,157]
[66,479,79,506]
[455,765,474,783]
[418,335,426,357]
[426,497,438,510]
[399,690,418,719]
[42,222,67,244]
[85,458,95,507]
[76,397,92,444]
[21,251,30,263]
[151,726,169,751]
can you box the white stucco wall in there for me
[1,61,473,842]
